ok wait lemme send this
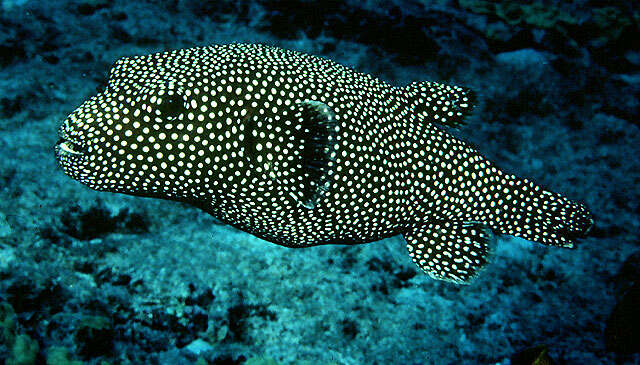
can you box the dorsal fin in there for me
[243,100,339,209]
[404,81,476,128]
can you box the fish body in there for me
[56,44,593,283]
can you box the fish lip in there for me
[55,138,87,156]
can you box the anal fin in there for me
[403,221,494,284]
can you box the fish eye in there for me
[157,93,185,120]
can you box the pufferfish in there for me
[56,43,593,283]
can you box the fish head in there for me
[56,53,198,197]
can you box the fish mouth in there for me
[55,138,88,156]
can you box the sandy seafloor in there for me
[0,0,639,364]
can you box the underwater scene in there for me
[0,0,639,363]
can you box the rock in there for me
[496,48,548,68]
[75,315,114,359]
[7,334,39,365]
[605,282,640,354]
[1,0,29,11]
[46,346,82,365]
[614,251,640,293]
[625,51,640,68]
[184,338,214,356]
[0,212,11,237]
[75,0,111,15]
[258,0,451,65]
[6,279,65,315]
[618,73,640,85]
[0,302,17,344]
[0,302,40,365]
[60,203,149,240]
[511,344,554,365]
[245,357,281,365]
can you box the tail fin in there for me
[490,174,593,248]
[532,189,594,247]
[403,81,476,128]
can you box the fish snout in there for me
[55,138,88,157]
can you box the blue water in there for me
[0,0,638,363]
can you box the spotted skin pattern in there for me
[56,44,593,283]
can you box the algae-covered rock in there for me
[458,0,493,15]
[194,357,209,365]
[460,0,577,29]
[1,303,40,365]
[46,346,83,365]
[0,212,11,238]
[244,357,281,365]
[461,0,637,53]
[591,7,635,47]
[7,334,39,365]
[508,2,576,29]
[0,301,17,344]
[244,357,338,365]
[459,0,580,54]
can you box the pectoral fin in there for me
[243,100,339,208]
